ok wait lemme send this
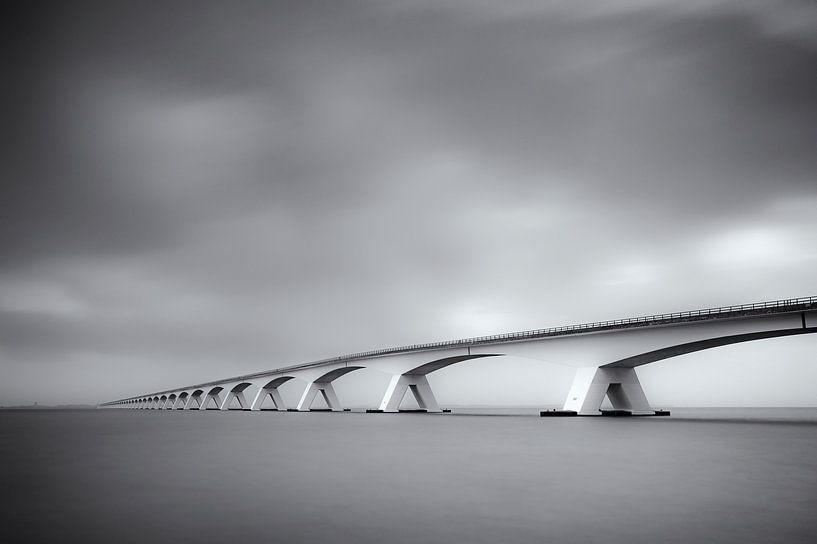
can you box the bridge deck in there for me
[106,296,816,403]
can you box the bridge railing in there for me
[256,296,817,377]
[321,296,817,362]
[109,295,816,402]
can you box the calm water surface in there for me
[2,408,816,543]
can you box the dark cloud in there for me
[1,1,816,404]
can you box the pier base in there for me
[541,409,671,417]
[562,367,654,415]
[540,410,578,417]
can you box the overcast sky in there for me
[2,0,816,407]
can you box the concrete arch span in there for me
[296,366,366,412]
[256,356,506,413]
[378,354,504,413]
[219,382,254,410]
[200,386,225,410]
[603,327,817,369]
[250,376,295,411]
[184,389,205,410]
[175,391,189,409]
[405,354,501,376]
[564,326,817,415]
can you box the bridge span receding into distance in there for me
[101,296,817,416]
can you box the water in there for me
[2,408,816,543]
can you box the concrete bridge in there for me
[101,296,817,416]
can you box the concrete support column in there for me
[184,394,202,410]
[296,382,342,411]
[201,390,222,410]
[562,367,653,415]
[219,391,248,410]
[378,374,441,412]
[250,387,286,411]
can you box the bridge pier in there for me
[175,393,189,409]
[378,374,441,413]
[201,387,223,410]
[294,366,364,412]
[219,384,251,410]
[184,391,204,410]
[297,382,342,411]
[250,378,291,411]
[562,367,653,415]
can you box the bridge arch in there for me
[314,366,366,383]
[295,366,367,412]
[250,376,295,410]
[185,389,205,410]
[404,354,503,375]
[565,327,817,415]
[200,386,225,409]
[220,382,254,410]
[603,328,817,368]
[378,354,504,413]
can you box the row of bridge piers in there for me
[113,373,449,413]
[104,366,664,416]
[103,301,817,416]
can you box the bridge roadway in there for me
[101,296,817,415]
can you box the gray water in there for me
[2,408,816,543]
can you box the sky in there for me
[1,0,816,407]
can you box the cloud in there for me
[1,0,816,405]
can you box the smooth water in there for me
[2,408,816,543]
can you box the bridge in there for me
[101,296,817,415]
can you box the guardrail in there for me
[107,296,817,403]
[287,296,817,367]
